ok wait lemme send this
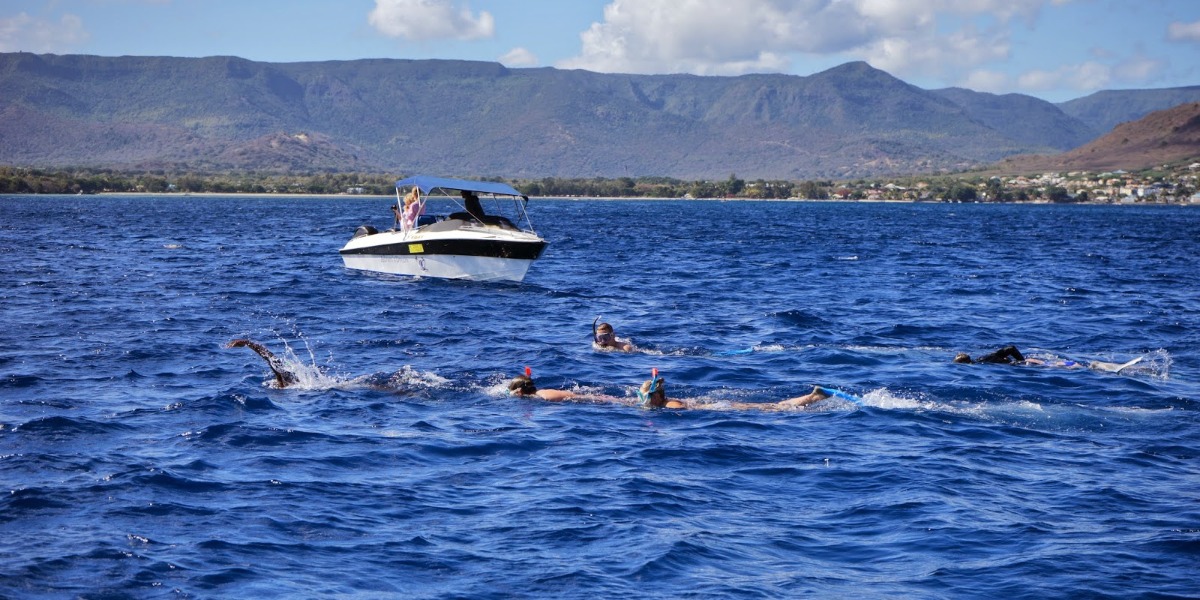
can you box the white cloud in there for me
[1113,52,1165,81]
[1064,61,1113,90]
[1018,62,1110,92]
[558,0,1070,77]
[862,22,1010,77]
[1014,52,1165,95]
[558,0,876,75]
[0,12,89,53]
[1167,20,1200,43]
[368,0,494,42]
[499,47,538,67]
[960,69,1012,93]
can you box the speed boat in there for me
[339,175,548,282]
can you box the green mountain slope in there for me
[0,52,1193,178]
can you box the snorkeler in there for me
[955,345,1145,373]
[506,367,625,403]
[510,367,840,412]
[226,339,298,388]
[636,369,833,411]
[954,345,1026,365]
[592,318,634,352]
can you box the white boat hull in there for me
[339,224,546,282]
[341,252,537,282]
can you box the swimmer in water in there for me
[955,345,1144,373]
[506,368,626,403]
[226,339,298,388]
[593,319,634,352]
[510,368,836,412]
[636,371,832,411]
[953,345,1026,365]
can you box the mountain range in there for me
[2,52,1199,179]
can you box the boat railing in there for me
[398,186,539,239]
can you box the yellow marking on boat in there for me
[408,243,424,253]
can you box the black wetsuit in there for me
[976,345,1026,364]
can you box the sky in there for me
[2,0,1199,102]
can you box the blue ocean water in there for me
[1,195,1197,599]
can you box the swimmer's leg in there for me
[777,386,832,408]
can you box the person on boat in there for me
[594,321,634,352]
[226,339,298,388]
[399,186,424,231]
[636,371,832,411]
[461,190,486,221]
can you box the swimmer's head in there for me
[508,375,538,396]
[595,322,615,344]
[954,352,973,364]
[638,376,666,407]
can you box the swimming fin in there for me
[1090,356,1144,373]
[817,387,865,406]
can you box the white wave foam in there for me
[258,339,447,392]
[383,365,450,389]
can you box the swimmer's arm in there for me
[226,339,294,387]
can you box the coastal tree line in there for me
[0,166,1187,202]
[0,168,812,198]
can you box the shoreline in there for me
[75,192,1199,205]
[0,191,1191,206]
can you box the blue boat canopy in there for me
[396,175,524,198]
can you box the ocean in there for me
[1,195,1197,599]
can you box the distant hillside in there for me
[932,87,1098,149]
[998,102,1200,173]
[1058,86,1200,133]
[0,52,1195,178]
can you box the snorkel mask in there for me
[637,368,663,407]
[593,317,618,345]
[509,366,537,396]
